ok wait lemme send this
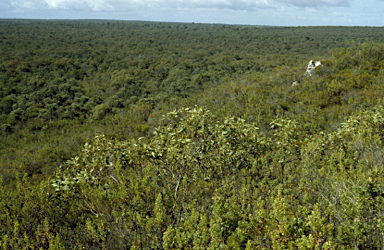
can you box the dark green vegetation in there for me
[1,20,384,248]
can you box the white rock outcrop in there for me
[292,60,322,86]
[305,60,322,77]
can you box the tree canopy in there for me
[1,20,384,248]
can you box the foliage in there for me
[2,103,384,248]
[2,20,384,248]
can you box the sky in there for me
[1,0,383,26]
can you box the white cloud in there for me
[30,0,273,13]
[2,0,382,26]
[2,0,351,13]
[10,0,47,10]
[164,0,271,10]
[111,0,349,10]
[43,0,114,11]
[274,0,350,8]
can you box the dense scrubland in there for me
[2,20,384,249]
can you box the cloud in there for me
[165,0,271,10]
[10,0,47,10]
[274,0,350,8]
[2,0,351,13]
[43,0,115,11]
